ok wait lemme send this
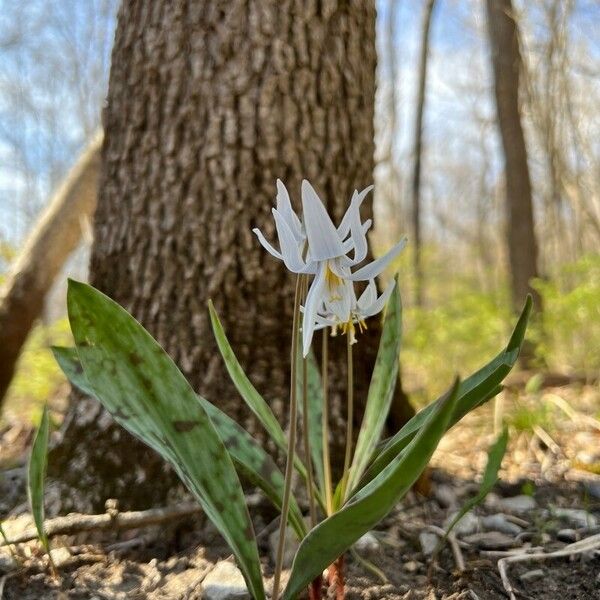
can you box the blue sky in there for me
[1,0,598,251]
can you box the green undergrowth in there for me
[2,318,72,426]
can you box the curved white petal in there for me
[313,313,337,330]
[302,262,327,356]
[276,179,304,242]
[337,185,374,239]
[361,279,396,319]
[301,180,345,261]
[252,228,283,260]
[341,219,372,255]
[324,279,353,323]
[273,209,310,273]
[347,237,407,281]
[346,202,369,266]
[357,279,377,311]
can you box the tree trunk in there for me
[50,0,412,512]
[411,0,436,307]
[0,132,102,407]
[485,0,540,311]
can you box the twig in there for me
[426,526,466,574]
[447,532,465,572]
[498,533,600,600]
[0,575,5,600]
[1,502,201,546]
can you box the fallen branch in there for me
[1,501,201,546]
[498,533,600,600]
[0,131,103,405]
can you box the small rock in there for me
[354,531,381,554]
[520,569,545,583]
[557,528,577,543]
[268,525,300,568]
[49,547,73,568]
[481,513,523,536]
[463,531,516,550]
[202,561,250,600]
[403,560,421,573]
[0,551,18,574]
[443,511,480,537]
[584,481,600,500]
[492,495,537,515]
[434,484,458,508]
[419,532,439,556]
[553,508,598,529]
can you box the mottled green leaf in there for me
[283,380,461,600]
[296,348,325,496]
[53,346,306,540]
[359,295,531,489]
[209,300,310,484]
[28,404,50,553]
[66,280,264,600]
[347,281,401,494]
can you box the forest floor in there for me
[1,379,599,599]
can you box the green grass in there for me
[2,318,72,425]
[386,249,600,404]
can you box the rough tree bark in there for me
[50,1,413,511]
[411,0,436,307]
[0,132,102,406]
[486,0,540,310]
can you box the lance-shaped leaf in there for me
[440,427,508,544]
[346,281,401,494]
[296,348,325,496]
[53,346,306,540]
[358,295,531,489]
[282,379,461,600]
[28,404,50,553]
[66,280,265,600]
[209,300,310,484]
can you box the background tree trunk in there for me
[50,0,412,512]
[486,0,540,310]
[0,132,102,406]
[411,0,436,307]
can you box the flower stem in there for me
[272,275,303,600]
[301,280,317,528]
[321,330,334,515]
[340,332,354,500]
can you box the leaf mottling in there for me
[173,420,200,432]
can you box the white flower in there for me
[253,180,406,356]
[309,279,396,345]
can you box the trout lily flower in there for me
[309,278,396,344]
[253,180,407,356]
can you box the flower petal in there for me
[346,202,369,265]
[301,180,345,261]
[273,209,311,273]
[337,185,374,239]
[252,227,283,260]
[361,279,396,318]
[276,179,304,242]
[341,219,372,255]
[324,279,354,323]
[302,262,327,356]
[347,237,407,281]
[357,279,377,311]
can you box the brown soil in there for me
[2,383,599,599]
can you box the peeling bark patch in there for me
[173,419,200,432]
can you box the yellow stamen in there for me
[325,263,343,291]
